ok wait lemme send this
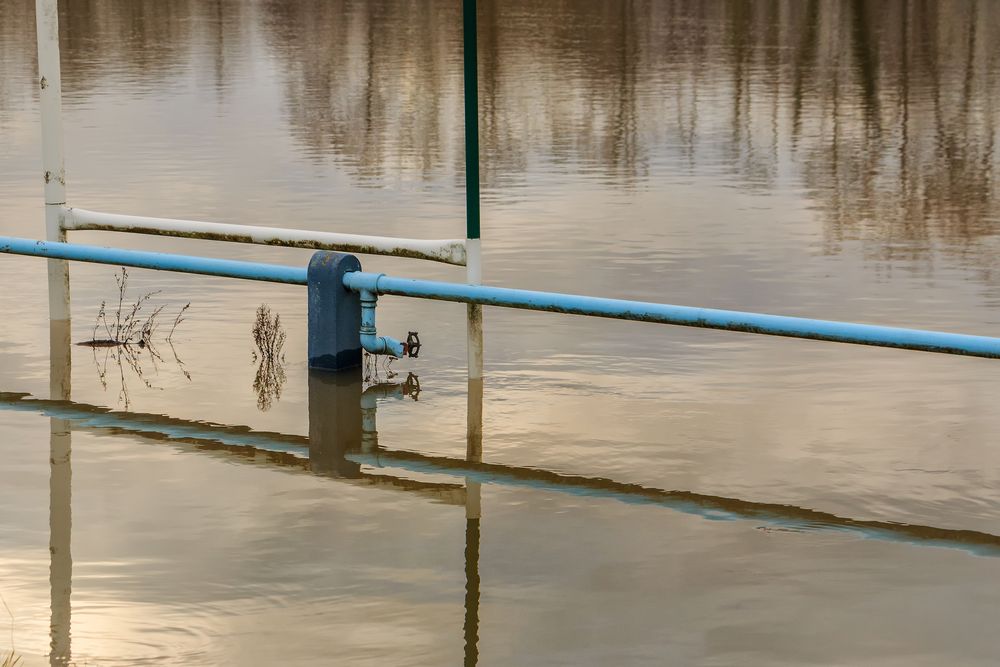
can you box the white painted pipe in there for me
[62,207,468,266]
[36,0,70,321]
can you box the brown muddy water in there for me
[2,1,1000,664]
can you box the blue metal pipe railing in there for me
[4,236,1000,360]
[0,236,307,284]
[343,271,1000,359]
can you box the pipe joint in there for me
[358,288,404,358]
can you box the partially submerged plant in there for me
[83,267,192,408]
[83,267,187,349]
[252,304,287,411]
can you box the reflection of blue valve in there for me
[402,372,420,398]
[404,331,421,358]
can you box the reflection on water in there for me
[84,340,190,410]
[2,0,1000,664]
[48,321,71,667]
[257,0,1000,263]
[7,386,1000,557]
[7,365,1000,664]
[464,378,483,667]
[1,1,995,267]
[251,305,287,411]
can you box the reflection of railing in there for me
[5,389,1000,558]
[0,391,465,505]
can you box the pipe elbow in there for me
[358,287,404,357]
[360,332,404,358]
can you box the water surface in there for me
[2,1,1000,664]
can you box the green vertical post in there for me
[463,0,481,241]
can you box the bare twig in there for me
[113,268,127,341]
[166,303,190,343]
[119,290,162,343]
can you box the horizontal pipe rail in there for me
[343,272,1000,359]
[0,236,307,284]
[5,237,1000,360]
[62,207,467,266]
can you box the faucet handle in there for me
[404,331,421,358]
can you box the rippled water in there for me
[2,1,1000,664]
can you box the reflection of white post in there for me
[49,319,72,667]
[36,0,69,321]
[465,378,483,519]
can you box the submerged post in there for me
[307,252,363,371]
[35,0,69,321]
[463,0,484,381]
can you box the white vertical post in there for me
[36,0,70,321]
[466,246,483,380]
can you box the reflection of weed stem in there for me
[252,305,287,411]
[1,593,20,667]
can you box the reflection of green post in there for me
[464,378,482,666]
[49,319,72,667]
[463,514,481,667]
[463,0,484,382]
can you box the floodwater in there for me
[1,0,1000,664]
